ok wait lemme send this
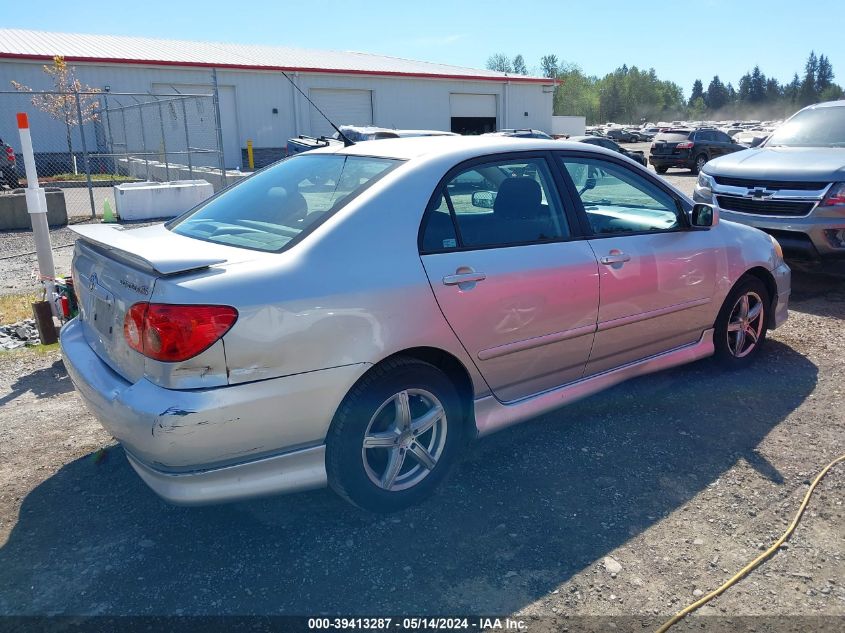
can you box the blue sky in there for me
[11,0,844,98]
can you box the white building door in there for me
[152,83,242,169]
[308,89,373,137]
[449,93,497,135]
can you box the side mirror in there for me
[691,203,718,228]
[471,190,496,209]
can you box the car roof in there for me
[310,134,616,162]
[803,100,845,110]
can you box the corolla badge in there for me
[119,278,150,295]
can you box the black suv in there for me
[649,128,743,175]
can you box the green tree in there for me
[688,79,704,107]
[689,96,707,119]
[765,77,782,102]
[749,66,767,103]
[785,73,801,103]
[817,54,834,93]
[553,62,600,122]
[540,54,559,79]
[486,53,513,73]
[706,76,730,111]
[512,54,527,75]
[819,84,844,101]
[799,51,819,105]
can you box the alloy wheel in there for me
[727,291,765,358]
[361,389,448,492]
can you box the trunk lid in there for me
[70,224,244,383]
[651,132,692,156]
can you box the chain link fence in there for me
[0,88,230,222]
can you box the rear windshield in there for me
[168,155,399,252]
[766,106,845,147]
[654,131,692,142]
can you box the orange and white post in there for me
[17,112,57,315]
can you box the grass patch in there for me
[0,293,39,325]
[0,342,60,356]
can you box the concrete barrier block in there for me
[114,180,214,220]
[0,188,68,229]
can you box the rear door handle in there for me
[599,252,631,265]
[443,272,487,286]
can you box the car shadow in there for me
[787,270,845,318]
[0,359,73,407]
[0,341,816,616]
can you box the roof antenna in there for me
[281,71,355,147]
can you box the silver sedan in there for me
[60,136,791,512]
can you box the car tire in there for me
[713,275,770,368]
[692,154,708,175]
[655,166,668,174]
[326,356,465,512]
[2,170,18,189]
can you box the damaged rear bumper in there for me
[60,317,370,504]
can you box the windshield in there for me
[766,106,845,147]
[168,154,399,252]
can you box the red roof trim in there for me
[0,52,552,84]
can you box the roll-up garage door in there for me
[450,93,498,135]
[309,89,373,137]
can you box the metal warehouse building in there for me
[0,29,554,170]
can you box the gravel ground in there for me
[0,272,842,628]
[0,147,842,628]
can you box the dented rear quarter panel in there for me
[150,159,489,397]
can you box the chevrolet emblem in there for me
[749,187,775,201]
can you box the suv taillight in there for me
[820,182,845,207]
[676,141,694,149]
[5,146,14,162]
[124,303,238,362]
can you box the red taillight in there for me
[123,303,238,362]
[820,182,845,207]
[5,147,14,162]
[676,141,694,149]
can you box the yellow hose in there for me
[656,452,845,633]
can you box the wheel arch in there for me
[740,266,778,328]
[340,347,479,442]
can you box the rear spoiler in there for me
[70,224,227,276]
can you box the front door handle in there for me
[599,252,631,265]
[443,271,487,286]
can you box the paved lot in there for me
[0,273,842,625]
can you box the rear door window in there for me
[420,157,569,251]
[169,155,399,252]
